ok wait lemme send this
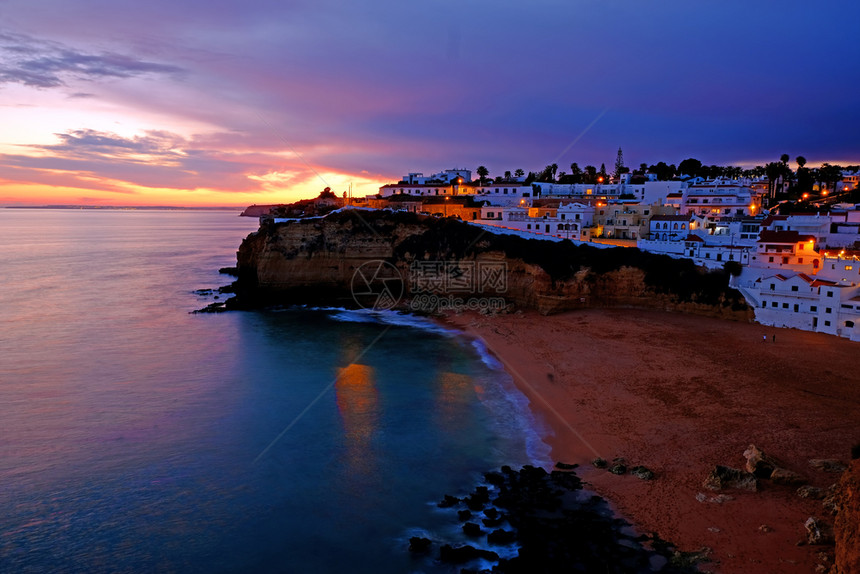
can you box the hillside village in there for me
[266,163,860,342]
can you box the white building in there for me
[681,178,763,219]
[474,202,594,241]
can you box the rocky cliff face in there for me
[835,459,860,573]
[232,210,752,319]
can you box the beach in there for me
[443,308,860,573]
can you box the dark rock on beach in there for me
[408,536,432,553]
[438,544,499,564]
[420,465,704,573]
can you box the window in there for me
[487,212,494,218]
[782,257,789,264]
[827,291,833,297]
[824,320,831,327]
[847,321,855,328]
[782,303,789,309]
[527,224,531,230]
[791,286,798,291]
[769,257,774,262]
[847,266,854,271]
[794,304,799,312]
[811,306,817,312]
[561,214,566,220]
[770,283,775,291]
[826,308,832,314]
[798,258,803,264]
[762,301,767,308]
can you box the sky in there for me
[1,0,859,207]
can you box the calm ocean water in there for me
[0,209,548,573]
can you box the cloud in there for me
[0,32,184,88]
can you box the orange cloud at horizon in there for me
[0,170,391,208]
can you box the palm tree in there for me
[780,154,790,166]
[476,165,489,183]
[796,156,807,169]
[504,170,512,180]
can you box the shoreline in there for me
[440,307,860,573]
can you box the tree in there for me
[476,165,489,183]
[569,162,582,183]
[678,158,703,178]
[514,168,525,178]
[780,154,790,166]
[504,170,512,180]
[649,162,674,181]
[584,165,597,184]
[598,163,608,183]
[550,163,558,181]
[817,163,843,194]
[796,156,807,169]
[613,147,625,179]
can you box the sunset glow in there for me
[1,1,858,207]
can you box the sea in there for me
[0,208,551,573]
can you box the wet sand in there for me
[444,308,860,573]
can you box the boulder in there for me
[797,486,826,500]
[743,444,778,479]
[804,517,834,545]
[408,537,432,553]
[592,457,607,469]
[703,465,758,491]
[555,461,578,470]
[770,467,808,486]
[630,465,655,480]
[438,544,499,564]
[487,529,517,545]
[809,459,848,473]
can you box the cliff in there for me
[835,459,860,574]
[230,210,752,318]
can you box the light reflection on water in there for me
[0,209,540,573]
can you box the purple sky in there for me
[1,0,858,204]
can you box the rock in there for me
[743,444,778,478]
[809,459,848,473]
[608,463,627,475]
[484,471,505,486]
[770,467,808,486]
[804,517,834,545]
[759,524,773,533]
[482,515,505,528]
[703,465,758,491]
[797,485,826,500]
[555,461,578,470]
[408,537,432,553]
[592,457,607,469]
[487,529,517,545]
[462,522,483,537]
[438,544,499,564]
[630,465,655,480]
[834,459,860,574]
[438,494,460,508]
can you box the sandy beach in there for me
[444,308,860,573]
